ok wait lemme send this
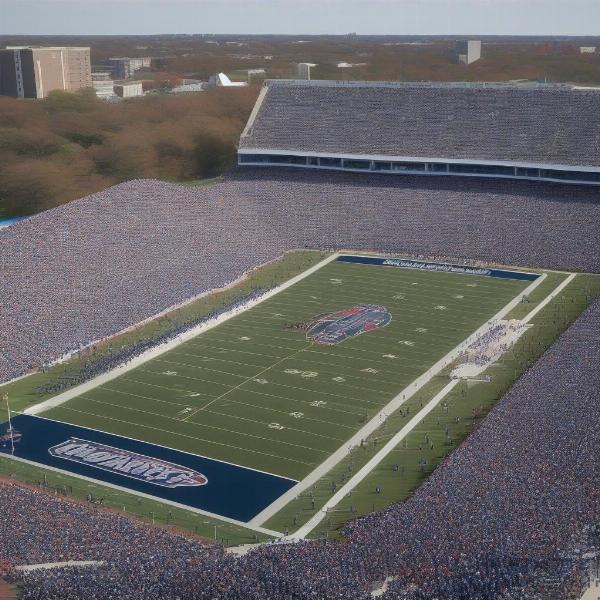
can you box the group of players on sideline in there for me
[0,297,597,599]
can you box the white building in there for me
[92,72,115,100]
[297,63,316,80]
[580,46,597,54]
[457,40,482,65]
[114,81,144,98]
[208,73,248,87]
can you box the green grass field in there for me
[38,257,532,485]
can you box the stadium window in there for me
[319,157,343,168]
[391,162,426,172]
[268,155,307,165]
[429,163,448,172]
[449,164,514,176]
[343,159,370,170]
[542,169,600,182]
[373,161,392,171]
[307,156,320,166]
[239,154,271,164]
[516,167,540,178]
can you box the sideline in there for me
[24,253,339,416]
[248,271,546,527]
[289,380,459,539]
[521,273,577,324]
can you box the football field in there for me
[17,255,537,523]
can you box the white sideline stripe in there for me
[24,252,339,417]
[521,273,577,324]
[248,272,547,527]
[0,453,283,538]
[289,379,459,540]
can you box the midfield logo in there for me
[290,304,392,345]
[48,437,208,488]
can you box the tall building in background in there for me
[456,40,482,65]
[0,46,91,98]
[108,57,151,79]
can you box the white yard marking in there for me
[181,345,311,422]
[268,423,285,430]
[248,272,547,528]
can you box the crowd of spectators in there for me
[1,167,599,384]
[2,297,598,599]
[35,288,266,397]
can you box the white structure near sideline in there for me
[580,46,597,54]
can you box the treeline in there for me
[0,87,258,217]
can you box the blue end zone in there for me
[2,414,296,523]
[337,255,539,281]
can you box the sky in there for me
[1,0,599,37]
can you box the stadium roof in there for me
[239,80,600,169]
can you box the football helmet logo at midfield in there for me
[291,304,392,345]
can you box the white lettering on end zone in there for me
[48,437,208,488]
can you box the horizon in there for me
[1,0,600,37]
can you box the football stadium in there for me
[0,80,599,599]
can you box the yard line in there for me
[197,408,347,442]
[137,368,237,389]
[100,387,195,408]
[55,406,321,467]
[182,344,313,421]
[120,378,215,398]
[75,397,331,453]
[221,398,358,430]
[241,388,366,417]
[153,357,258,379]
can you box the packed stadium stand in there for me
[239,81,600,185]
[1,78,599,600]
[2,296,599,598]
[1,169,599,384]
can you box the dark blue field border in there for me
[1,414,296,525]
[337,255,540,281]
